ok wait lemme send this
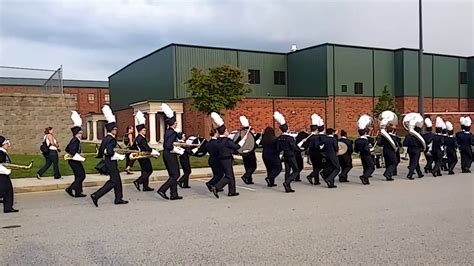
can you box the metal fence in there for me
[0,65,64,94]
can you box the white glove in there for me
[0,164,11,175]
[111,152,126,161]
[72,153,86,162]
[172,146,185,155]
[151,149,160,157]
[256,139,261,146]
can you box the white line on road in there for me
[194,179,256,191]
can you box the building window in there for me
[460,72,467,85]
[104,94,110,104]
[248,69,260,84]
[88,93,95,103]
[341,85,347,92]
[354,83,363,94]
[274,71,286,85]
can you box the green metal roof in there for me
[0,77,108,88]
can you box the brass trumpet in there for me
[3,161,34,169]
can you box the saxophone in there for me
[3,161,34,169]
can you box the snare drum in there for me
[232,129,256,155]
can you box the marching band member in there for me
[205,129,224,191]
[210,112,246,198]
[306,114,324,185]
[338,130,353,183]
[65,111,87,198]
[239,116,257,185]
[320,128,339,188]
[157,103,183,200]
[378,111,399,181]
[0,136,18,213]
[431,117,446,177]
[90,105,128,207]
[354,115,374,185]
[132,111,155,192]
[456,116,472,173]
[261,127,282,187]
[274,111,299,193]
[422,117,434,174]
[402,113,425,179]
[444,121,458,175]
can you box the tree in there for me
[374,85,400,118]
[186,65,251,114]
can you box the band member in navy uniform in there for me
[65,111,87,198]
[132,111,155,192]
[444,121,458,175]
[431,117,446,177]
[210,112,247,198]
[320,128,339,188]
[178,144,192,189]
[378,111,399,181]
[0,136,18,213]
[90,105,128,207]
[307,114,325,185]
[239,116,257,185]
[422,117,434,174]
[274,111,299,193]
[157,103,183,200]
[355,115,374,185]
[205,129,224,191]
[402,113,425,179]
[338,130,353,182]
[261,127,282,187]
[456,116,472,173]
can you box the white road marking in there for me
[194,178,256,191]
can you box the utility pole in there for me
[418,0,424,116]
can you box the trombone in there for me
[3,161,34,169]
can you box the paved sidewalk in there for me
[12,152,368,193]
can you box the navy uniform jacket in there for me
[262,136,279,159]
[422,132,434,152]
[338,137,353,155]
[354,137,371,156]
[432,134,445,155]
[378,134,398,154]
[134,134,152,152]
[164,128,182,153]
[277,134,299,158]
[217,137,241,159]
[308,134,321,154]
[456,131,473,154]
[97,134,117,159]
[445,136,457,156]
[0,149,11,164]
[403,134,424,153]
[206,138,220,160]
[320,135,339,166]
[65,137,82,155]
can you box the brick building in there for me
[0,77,109,140]
[109,43,473,141]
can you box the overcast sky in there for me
[0,0,472,80]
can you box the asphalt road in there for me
[1,165,473,264]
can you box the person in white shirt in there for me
[37,127,62,179]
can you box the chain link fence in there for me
[0,65,63,94]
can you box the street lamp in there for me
[418,0,424,116]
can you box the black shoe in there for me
[265,177,271,187]
[75,193,87,198]
[314,180,321,185]
[54,177,63,180]
[143,187,154,192]
[364,177,370,185]
[432,171,437,177]
[65,188,74,197]
[211,186,219,199]
[283,182,294,193]
[114,200,129,205]
[407,174,415,180]
[4,208,19,213]
[170,196,183,200]
[448,171,455,175]
[368,175,373,178]
[418,174,424,178]
[339,179,349,183]
[157,190,169,200]
[328,184,337,188]
[241,176,249,185]
[386,177,394,181]
[133,180,141,191]
[323,178,331,188]
[306,176,314,185]
[205,182,212,192]
[181,185,191,189]
[218,188,224,192]
[247,180,255,185]
[466,170,472,173]
[177,180,184,188]
[424,168,429,174]
[36,173,42,180]
[228,192,240,197]
[294,178,301,182]
[90,194,98,207]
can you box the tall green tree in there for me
[374,85,400,118]
[186,65,251,114]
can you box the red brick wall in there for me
[115,107,134,138]
[63,87,109,115]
